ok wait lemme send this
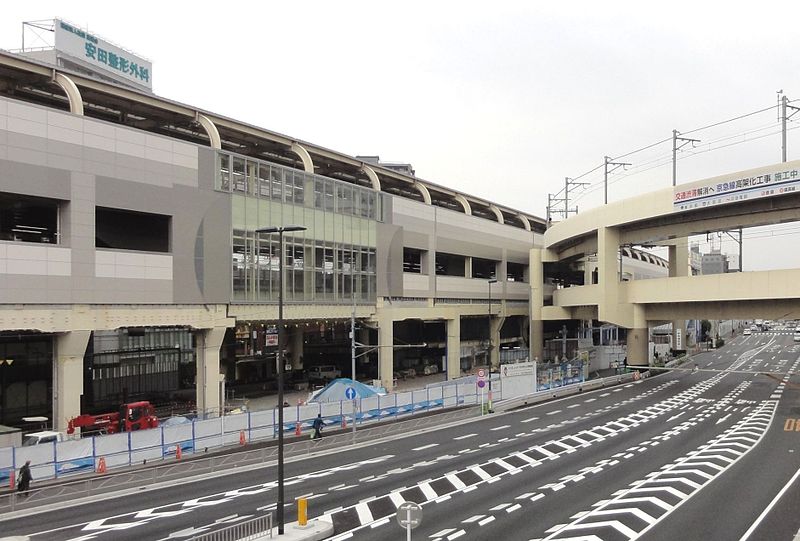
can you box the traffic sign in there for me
[396,501,423,530]
[477,368,486,380]
[477,379,486,388]
[345,387,357,400]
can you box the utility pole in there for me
[564,176,589,218]
[603,156,631,204]
[672,129,701,186]
[779,90,800,163]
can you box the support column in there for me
[290,327,304,370]
[668,242,689,351]
[489,316,504,369]
[530,248,544,361]
[196,327,226,419]
[597,227,621,324]
[378,314,394,391]
[628,304,648,367]
[446,316,461,380]
[54,331,91,432]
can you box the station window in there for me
[507,262,527,282]
[96,207,171,252]
[0,193,60,244]
[472,257,497,280]
[404,248,423,273]
[435,252,466,277]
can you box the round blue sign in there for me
[477,380,486,388]
[345,386,357,399]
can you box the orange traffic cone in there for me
[176,444,182,460]
[96,457,107,474]
[239,430,246,446]
[9,470,15,489]
[295,423,302,437]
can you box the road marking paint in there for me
[716,414,731,425]
[491,425,511,431]
[478,516,495,526]
[370,518,390,528]
[739,465,800,540]
[447,529,466,539]
[506,504,522,513]
[454,433,477,440]
[547,410,562,415]
[584,398,597,403]
[462,515,485,523]
[521,416,539,423]
[412,443,439,451]
[600,393,610,397]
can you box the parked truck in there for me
[67,401,158,436]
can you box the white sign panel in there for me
[500,362,535,378]
[54,19,152,90]
[673,162,800,212]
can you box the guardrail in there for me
[188,513,272,540]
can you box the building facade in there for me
[0,49,546,430]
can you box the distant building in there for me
[357,155,416,177]
[701,249,729,275]
[690,243,702,275]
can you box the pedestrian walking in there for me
[312,414,324,440]
[17,460,32,495]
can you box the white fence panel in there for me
[249,411,274,441]
[222,413,248,433]
[130,428,164,463]
[163,424,193,446]
[95,432,130,469]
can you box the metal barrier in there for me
[188,513,272,540]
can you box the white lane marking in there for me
[668,412,686,421]
[370,518,390,528]
[600,393,611,397]
[491,425,511,431]
[521,416,539,423]
[462,515,485,523]
[412,443,439,451]
[716,414,731,425]
[584,398,597,403]
[478,516,496,526]
[739,465,800,540]
[454,433,477,440]
[547,410,562,415]
[447,530,467,539]
[506,503,522,513]
[567,404,580,409]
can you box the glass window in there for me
[294,174,306,205]
[218,154,231,191]
[0,193,60,244]
[314,179,324,209]
[337,184,353,215]
[270,167,283,201]
[246,160,258,196]
[324,180,335,212]
[232,230,247,301]
[232,157,246,193]
[258,163,270,198]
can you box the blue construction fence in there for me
[0,380,493,484]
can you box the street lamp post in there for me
[256,225,306,536]
[488,278,497,366]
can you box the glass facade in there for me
[218,153,380,303]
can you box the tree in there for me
[700,320,711,342]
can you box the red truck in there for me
[67,401,159,435]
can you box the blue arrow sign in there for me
[345,386,357,400]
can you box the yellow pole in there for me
[297,497,308,526]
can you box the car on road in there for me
[743,328,752,336]
[794,330,800,343]
[307,365,342,382]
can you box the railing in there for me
[188,513,272,540]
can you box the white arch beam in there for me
[361,164,381,191]
[518,214,532,231]
[414,181,432,204]
[454,194,472,215]
[489,204,504,224]
[195,113,221,149]
[290,142,315,173]
[52,72,83,116]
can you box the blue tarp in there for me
[309,378,382,403]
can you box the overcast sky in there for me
[3,2,800,270]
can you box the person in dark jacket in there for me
[312,414,324,440]
[17,460,32,494]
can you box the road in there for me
[2,330,800,541]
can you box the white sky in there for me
[2,1,800,270]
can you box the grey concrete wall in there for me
[0,96,232,304]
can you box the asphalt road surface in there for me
[3,330,800,541]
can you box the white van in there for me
[307,365,342,382]
[22,431,64,446]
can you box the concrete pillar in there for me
[597,227,620,324]
[290,327,304,370]
[628,304,648,367]
[668,242,689,351]
[378,314,394,391]
[530,248,545,361]
[53,331,91,432]
[196,327,226,419]
[489,316,504,369]
[446,316,461,379]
